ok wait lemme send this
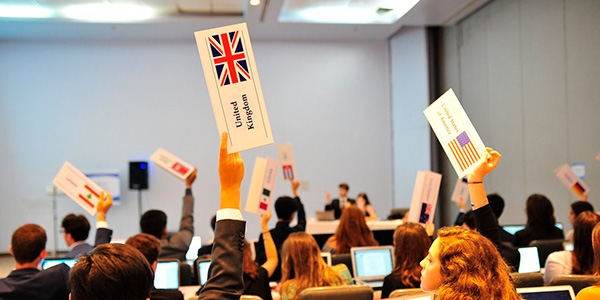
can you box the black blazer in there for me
[64,227,113,258]
[0,264,70,300]
[198,219,246,300]
[325,198,355,219]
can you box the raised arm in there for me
[292,180,306,231]
[199,132,246,300]
[94,191,113,246]
[468,148,502,247]
[260,210,278,277]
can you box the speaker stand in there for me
[137,189,143,218]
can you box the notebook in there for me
[351,246,394,288]
[154,259,180,289]
[42,258,76,270]
[518,247,541,273]
[196,259,212,286]
[517,285,575,300]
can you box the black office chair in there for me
[331,253,353,276]
[510,272,544,288]
[529,239,565,267]
[179,261,193,286]
[550,275,600,294]
[299,285,373,300]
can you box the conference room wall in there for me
[0,39,392,253]
[440,0,600,231]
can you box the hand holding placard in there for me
[53,161,103,216]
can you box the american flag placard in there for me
[53,161,103,216]
[195,23,274,153]
[423,89,486,178]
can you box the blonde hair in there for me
[281,232,343,300]
[333,206,378,254]
[436,227,520,300]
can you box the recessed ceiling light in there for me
[0,5,53,19]
[249,0,261,6]
[63,3,155,22]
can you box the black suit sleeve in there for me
[293,197,306,231]
[325,199,341,219]
[473,204,500,249]
[255,233,266,264]
[94,228,113,248]
[198,219,246,300]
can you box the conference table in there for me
[305,219,404,248]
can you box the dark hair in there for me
[338,183,349,191]
[392,223,431,287]
[61,214,91,242]
[275,196,298,221]
[357,193,370,205]
[487,193,505,219]
[126,233,161,265]
[333,206,378,253]
[462,210,475,229]
[69,244,153,300]
[140,210,167,239]
[210,215,217,232]
[11,224,47,264]
[525,194,556,229]
[572,211,600,274]
[571,201,595,217]
[243,240,259,279]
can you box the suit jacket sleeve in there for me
[293,196,306,231]
[94,228,113,248]
[199,219,246,300]
[163,189,194,259]
[473,203,500,248]
[325,199,341,219]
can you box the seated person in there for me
[324,183,355,220]
[243,211,278,300]
[567,200,595,241]
[0,191,111,300]
[70,132,247,300]
[322,206,378,254]
[140,169,196,261]
[255,180,305,281]
[197,215,217,258]
[381,223,431,298]
[544,211,600,285]
[514,194,564,247]
[61,201,113,258]
[420,147,521,300]
[280,232,352,300]
[574,223,600,300]
[126,233,184,300]
[356,192,377,220]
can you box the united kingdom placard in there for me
[195,23,274,153]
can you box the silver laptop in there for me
[154,259,180,289]
[517,285,575,300]
[42,258,76,270]
[316,210,335,221]
[517,247,541,273]
[350,246,394,288]
[196,258,212,286]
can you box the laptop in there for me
[185,236,203,264]
[321,252,332,266]
[517,247,541,273]
[42,258,76,270]
[154,259,180,289]
[502,223,564,235]
[316,210,335,221]
[350,246,394,289]
[196,258,212,286]
[517,285,575,300]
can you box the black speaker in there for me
[129,161,148,190]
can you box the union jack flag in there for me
[208,31,251,86]
[448,131,481,172]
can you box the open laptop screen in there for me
[42,258,76,270]
[517,286,575,300]
[351,246,394,281]
[197,259,212,286]
[154,260,179,289]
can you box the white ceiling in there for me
[0,0,491,41]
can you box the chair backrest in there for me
[510,272,544,288]
[331,253,353,276]
[299,285,373,300]
[179,261,193,286]
[389,288,424,298]
[241,295,264,300]
[529,239,565,267]
[550,275,600,294]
